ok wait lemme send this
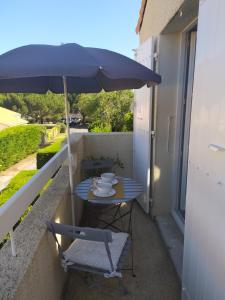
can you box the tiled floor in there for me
[63,202,181,300]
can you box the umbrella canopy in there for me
[0,43,161,229]
[0,43,161,93]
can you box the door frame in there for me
[179,31,197,215]
[149,39,159,217]
[171,19,198,233]
[133,37,156,214]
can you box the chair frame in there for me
[46,221,131,277]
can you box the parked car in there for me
[69,117,81,127]
[60,117,81,127]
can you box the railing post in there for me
[10,230,16,256]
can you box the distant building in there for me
[0,107,28,130]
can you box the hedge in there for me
[36,136,65,169]
[0,125,43,172]
[0,170,37,207]
[41,124,60,145]
[58,122,66,133]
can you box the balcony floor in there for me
[63,202,181,300]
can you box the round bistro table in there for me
[75,177,144,232]
[75,176,144,206]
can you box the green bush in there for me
[37,137,65,169]
[0,170,37,207]
[40,124,61,145]
[89,123,112,133]
[122,112,133,131]
[57,122,66,133]
[45,125,60,143]
[0,125,43,171]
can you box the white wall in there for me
[139,0,184,43]
[182,0,225,299]
[83,132,133,177]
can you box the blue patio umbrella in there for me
[0,43,161,225]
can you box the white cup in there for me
[97,182,112,194]
[101,173,115,183]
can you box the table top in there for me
[75,177,144,205]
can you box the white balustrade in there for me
[0,145,69,255]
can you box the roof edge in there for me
[135,0,148,34]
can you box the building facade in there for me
[134,0,225,299]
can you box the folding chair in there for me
[47,221,131,293]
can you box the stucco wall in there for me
[139,0,184,43]
[83,132,133,177]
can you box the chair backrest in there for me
[47,221,112,243]
[47,221,115,272]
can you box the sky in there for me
[0,0,141,58]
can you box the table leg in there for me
[119,200,136,277]
[129,201,135,277]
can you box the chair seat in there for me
[63,231,128,271]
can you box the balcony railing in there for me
[0,145,69,256]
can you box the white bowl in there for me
[101,173,115,183]
[96,182,112,194]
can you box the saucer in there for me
[98,178,119,185]
[93,188,116,198]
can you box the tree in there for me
[25,94,49,123]
[0,93,28,116]
[0,92,65,123]
[67,93,78,113]
[122,112,133,131]
[25,93,65,123]
[76,90,134,131]
[97,90,133,131]
[0,90,134,129]
[76,93,99,123]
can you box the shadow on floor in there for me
[63,202,181,300]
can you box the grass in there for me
[0,170,37,207]
[38,135,65,154]
[0,134,65,206]
[36,134,66,169]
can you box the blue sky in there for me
[0,0,141,58]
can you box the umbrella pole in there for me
[63,76,75,226]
